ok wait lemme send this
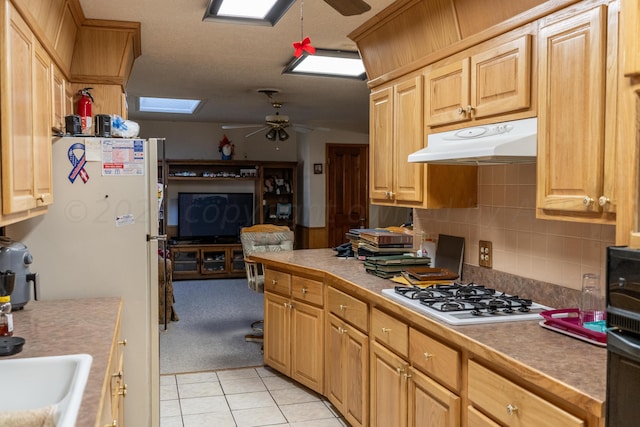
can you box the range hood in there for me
[408,117,537,165]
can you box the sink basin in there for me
[0,353,92,427]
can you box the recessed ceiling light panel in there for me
[203,0,295,26]
[283,49,367,80]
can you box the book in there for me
[359,230,413,246]
[358,242,412,254]
[400,267,459,285]
[365,255,431,265]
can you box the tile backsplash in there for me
[414,163,615,292]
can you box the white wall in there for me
[139,119,406,232]
[138,119,297,161]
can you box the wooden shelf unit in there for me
[164,160,298,280]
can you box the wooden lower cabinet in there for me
[98,311,126,427]
[264,270,324,393]
[371,340,460,427]
[408,366,460,427]
[326,313,369,427]
[371,341,408,427]
[468,360,585,426]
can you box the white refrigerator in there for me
[7,137,162,427]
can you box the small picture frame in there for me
[314,163,323,174]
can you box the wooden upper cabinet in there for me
[393,76,425,204]
[370,75,425,206]
[426,35,533,127]
[425,58,471,127]
[471,35,532,119]
[370,74,477,209]
[370,86,395,201]
[1,1,53,221]
[536,5,613,222]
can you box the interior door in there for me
[326,144,369,248]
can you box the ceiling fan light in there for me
[278,129,289,141]
[266,114,289,123]
[266,128,277,141]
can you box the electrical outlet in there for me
[479,240,493,268]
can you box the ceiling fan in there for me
[222,89,329,140]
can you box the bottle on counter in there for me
[0,295,12,336]
[418,232,437,267]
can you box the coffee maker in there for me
[0,237,38,309]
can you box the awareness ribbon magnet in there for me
[68,143,90,183]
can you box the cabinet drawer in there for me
[264,269,292,296]
[292,276,323,307]
[409,328,460,392]
[467,405,501,427]
[468,360,584,427]
[371,308,408,357]
[327,286,368,332]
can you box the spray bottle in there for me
[420,232,437,267]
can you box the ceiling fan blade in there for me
[291,124,331,134]
[245,126,270,138]
[323,0,371,16]
[221,123,264,130]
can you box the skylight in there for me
[283,49,367,80]
[139,97,201,114]
[218,0,277,19]
[203,0,295,26]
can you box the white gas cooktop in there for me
[381,287,553,326]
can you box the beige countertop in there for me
[3,297,122,427]
[251,248,607,418]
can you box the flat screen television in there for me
[178,192,254,242]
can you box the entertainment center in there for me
[161,160,298,280]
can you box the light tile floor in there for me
[160,366,350,427]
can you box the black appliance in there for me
[94,114,111,137]
[0,237,38,309]
[65,115,82,135]
[605,246,640,426]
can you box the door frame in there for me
[325,143,369,248]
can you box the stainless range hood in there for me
[408,117,537,165]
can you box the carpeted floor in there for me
[159,278,265,374]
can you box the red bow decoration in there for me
[293,37,315,58]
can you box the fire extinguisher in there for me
[77,88,94,135]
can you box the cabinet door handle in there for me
[381,327,391,333]
[118,339,127,347]
[506,403,518,416]
[339,304,348,311]
[423,352,433,360]
[598,196,610,207]
[119,383,128,396]
[301,287,308,295]
[338,327,347,334]
[37,194,45,202]
[112,370,123,379]
[283,302,293,309]
[583,196,594,206]
[272,279,278,285]
[396,366,404,374]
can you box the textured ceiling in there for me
[78,0,396,134]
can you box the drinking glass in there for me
[580,273,605,324]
